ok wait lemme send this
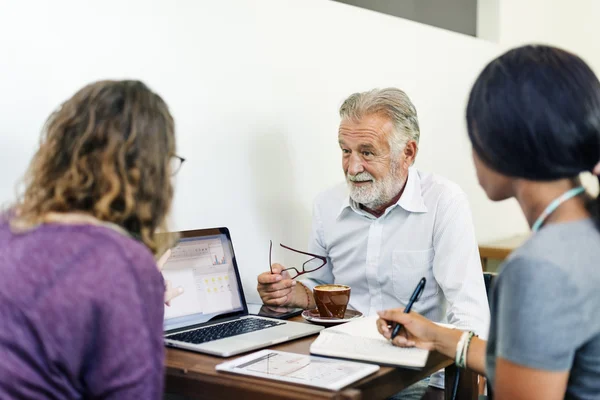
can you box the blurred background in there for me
[1,0,597,300]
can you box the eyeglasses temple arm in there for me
[279,243,327,261]
[269,240,273,274]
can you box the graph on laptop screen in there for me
[162,234,244,330]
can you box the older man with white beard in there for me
[257,88,489,400]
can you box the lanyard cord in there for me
[531,186,585,232]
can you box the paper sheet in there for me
[216,350,379,391]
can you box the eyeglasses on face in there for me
[170,155,186,176]
[269,240,327,279]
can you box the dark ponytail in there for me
[466,45,600,229]
[596,176,600,228]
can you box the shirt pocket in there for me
[391,248,438,301]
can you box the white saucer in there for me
[301,309,363,326]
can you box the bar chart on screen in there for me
[170,238,228,266]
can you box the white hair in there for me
[346,160,401,209]
[339,88,420,156]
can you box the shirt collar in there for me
[337,167,428,219]
[397,167,428,213]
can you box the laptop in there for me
[160,227,323,357]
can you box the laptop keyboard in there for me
[166,317,286,345]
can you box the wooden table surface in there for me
[165,317,478,400]
[479,233,529,261]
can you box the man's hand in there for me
[376,309,441,351]
[157,249,184,306]
[257,264,299,306]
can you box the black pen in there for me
[390,277,426,340]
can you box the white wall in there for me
[495,0,600,196]
[1,0,569,303]
[498,0,600,57]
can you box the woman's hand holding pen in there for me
[377,309,486,375]
[376,277,448,350]
[376,308,467,364]
[376,309,442,351]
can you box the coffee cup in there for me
[313,284,351,319]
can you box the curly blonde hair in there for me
[12,80,175,254]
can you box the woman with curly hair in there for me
[0,80,181,399]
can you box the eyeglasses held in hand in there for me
[269,240,327,279]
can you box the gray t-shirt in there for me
[486,219,600,399]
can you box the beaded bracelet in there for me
[454,332,469,367]
[456,331,475,368]
[297,281,313,309]
[462,331,476,367]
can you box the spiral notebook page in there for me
[309,316,429,368]
[325,315,393,339]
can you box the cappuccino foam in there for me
[315,285,349,292]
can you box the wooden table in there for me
[165,317,478,400]
[479,233,529,271]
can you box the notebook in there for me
[309,315,429,368]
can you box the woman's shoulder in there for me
[67,224,159,277]
[506,218,600,277]
[5,221,160,283]
[496,219,600,330]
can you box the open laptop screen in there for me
[161,230,245,331]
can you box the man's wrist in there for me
[293,282,315,309]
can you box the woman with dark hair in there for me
[0,80,181,399]
[377,45,600,399]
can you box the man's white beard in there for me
[346,162,404,209]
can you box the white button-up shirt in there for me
[302,168,490,388]
[302,167,490,335]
